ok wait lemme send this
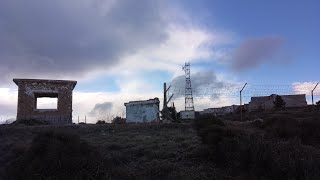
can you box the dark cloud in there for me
[89,102,113,116]
[0,0,168,84]
[231,37,285,71]
[169,71,236,99]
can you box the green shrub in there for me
[300,119,320,146]
[6,130,105,180]
[263,116,300,139]
[194,115,320,179]
[112,116,126,124]
[273,95,286,109]
[193,117,224,131]
[96,120,106,124]
[12,119,49,126]
[193,117,226,151]
[262,115,320,146]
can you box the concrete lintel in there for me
[13,78,77,89]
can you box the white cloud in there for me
[0,0,238,123]
[0,88,17,121]
[106,24,232,78]
[292,82,320,95]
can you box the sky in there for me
[0,0,319,123]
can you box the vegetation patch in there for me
[5,130,105,180]
[194,115,320,179]
[12,119,49,126]
[2,110,320,179]
[261,115,320,146]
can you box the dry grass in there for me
[194,109,320,179]
[6,130,104,180]
[1,109,320,179]
[0,123,216,180]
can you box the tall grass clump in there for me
[262,115,320,146]
[12,119,49,126]
[6,130,106,180]
[194,116,320,179]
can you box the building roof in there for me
[251,94,306,103]
[124,98,159,106]
[13,78,77,89]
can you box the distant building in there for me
[235,104,249,113]
[124,98,160,123]
[200,105,238,116]
[180,110,195,120]
[199,108,216,115]
[249,94,307,112]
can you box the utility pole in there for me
[312,82,319,108]
[78,116,79,124]
[182,62,194,111]
[163,83,167,111]
[240,83,247,121]
[85,115,87,124]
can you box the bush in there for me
[299,119,320,146]
[96,120,106,124]
[6,130,105,180]
[262,115,320,146]
[273,95,286,109]
[193,117,224,131]
[262,116,300,139]
[12,119,49,126]
[197,125,320,178]
[316,100,320,106]
[112,116,126,124]
[194,115,320,179]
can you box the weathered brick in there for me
[13,79,77,124]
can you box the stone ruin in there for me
[13,78,77,124]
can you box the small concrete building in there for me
[249,94,307,112]
[124,98,160,123]
[180,110,195,120]
[13,78,77,124]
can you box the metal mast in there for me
[182,62,194,111]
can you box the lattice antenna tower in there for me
[182,62,194,111]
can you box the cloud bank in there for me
[0,0,240,122]
[292,82,320,95]
[89,102,113,117]
[231,36,285,71]
[169,71,238,99]
[0,0,168,83]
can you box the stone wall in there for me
[13,79,77,124]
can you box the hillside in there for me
[1,108,320,179]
